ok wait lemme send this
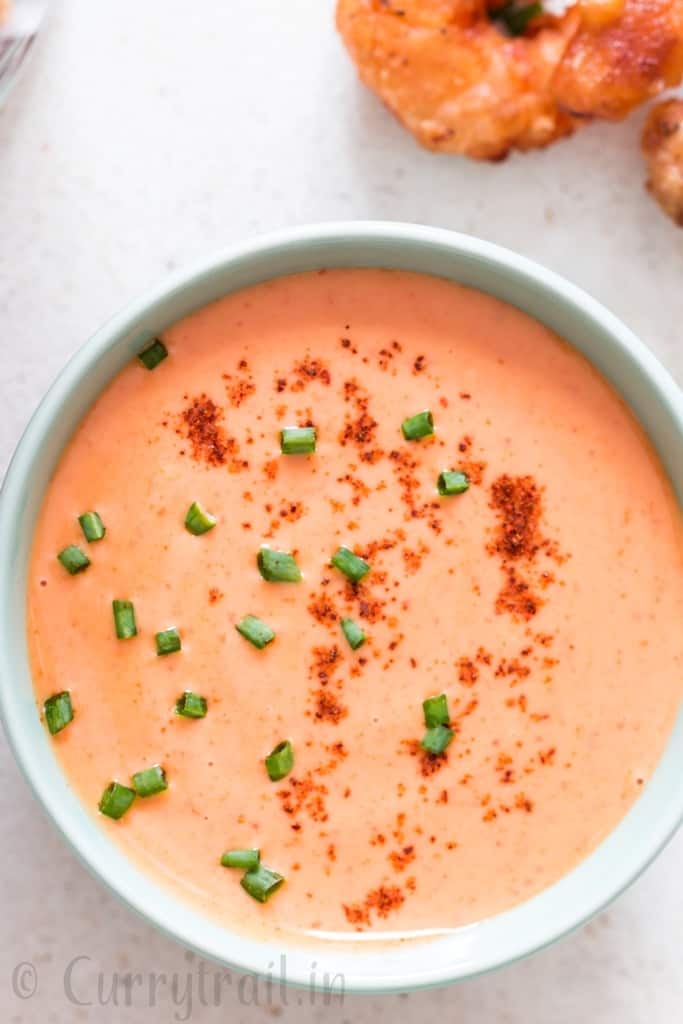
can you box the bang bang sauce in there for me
[28,270,683,941]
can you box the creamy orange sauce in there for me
[28,269,683,941]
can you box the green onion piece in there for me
[184,501,216,535]
[138,338,168,370]
[401,410,434,441]
[236,615,275,649]
[78,511,106,543]
[221,848,260,870]
[131,764,168,797]
[44,691,74,735]
[265,739,294,781]
[341,617,366,650]
[113,600,137,639]
[175,692,208,718]
[257,547,302,583]
[331,546,370,583]
[421,724,454,756]
[497,2,542,35]
[240,865,285,903]
[156,627,181,656]
[99,781,136,820]
[437,470,470,497]
[423,693,450,728]
[57,545,90,575]
[280,426,317,455]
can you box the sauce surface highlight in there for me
[28,269,683,941]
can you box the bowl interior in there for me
[1,223,682,992]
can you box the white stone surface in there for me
[1,2,682,1021]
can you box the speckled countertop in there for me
[1,2,682,1021]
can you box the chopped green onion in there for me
[340,617,366,650]
[236,615,275,649]
[57,545,90,575]
[175,692,208,718]
[423,693,450,728]
[240,864,285,903]
[131,764,168,797]
[496,1,542,35]
[265,739,294,781]
[257,547,302,583]
[280,426,317,455]
[221,848,260,870]
[99,781,136,820]
[138,338,168,370]
[421,724,454,756]
[156,627,181,656]
[331,546,370,583]
[437,470,470,496]
[184,501,216,535]
[78,511,106,543]
[113,600,137,639]
[44,691,74,735]
[401,410,434,441]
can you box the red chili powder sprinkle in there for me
[495,657,531,683]
[388,846,415,872]
[459,459,487,486]
[389,448,443,528]
[307,591,339,626]
[337,472,371,506]
[489,475,543,560]
[496,568,540,620]
[290,357,332,391]
[347,581,386,624]
[402,543,429,574]
[278,500,305,522]
[378,347,396,371]
[312,690,348,724]
[309,644,343,685]
[278,774,329,824]
[180,395,246,468]
[338,378,383,463]
[487,474,555,620]
[457,657,479,687]
[343,885,406,927]
[223,363,256,408]
[515,792,534,813]
[306,645,348,721]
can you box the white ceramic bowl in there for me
[1,222,682,993]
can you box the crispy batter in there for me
[555,3,683,117]
[337,0,683,160]
[642,98,683,225]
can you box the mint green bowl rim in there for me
[1,222,682,993]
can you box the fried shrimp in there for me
[642,99,683,225]
[337,0,683,160]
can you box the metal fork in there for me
[0,0,49,107]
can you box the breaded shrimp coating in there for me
[337,0,683,160]
[642,99,683,225]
